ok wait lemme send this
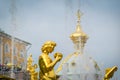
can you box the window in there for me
[21,61,25,69]
[14,47,17,55]
[0,38,1,64]
[4,43,10,53]
[0,54,1,64]
[0,44,2,64]
[0,59,2,65]
[0,38,2,44]
[4,57,10,64]
[20,50,24,58]
[14,59,17,65]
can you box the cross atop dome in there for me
[77,9,83,23]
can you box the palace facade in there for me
[0,30,31,70]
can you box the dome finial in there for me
[76,9,83,32]
[70,9,88,54]
[77,9,81,21]
[77,9,83,24]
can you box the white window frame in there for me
[4,43,10,53]
[4,57,10,64]
[0,38,1,64]
[14,47,17,55]
[20,50,24,58]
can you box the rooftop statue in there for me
[103,66,118,80]
[27,54,33,71]
[38,41,63,80]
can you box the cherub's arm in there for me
[42,55,61,70]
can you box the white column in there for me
[0,37,3,64]
[24,47,27,70]
[11,36,15,78]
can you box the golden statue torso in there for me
[39,54,56,80]
[38,41,63,80]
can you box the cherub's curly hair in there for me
[41,41,56,52]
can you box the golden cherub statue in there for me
[27,54,38,80]
[38,41,63,80]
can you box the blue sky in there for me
[0,0,120,79]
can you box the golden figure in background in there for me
[27,54,33,71]
[30,64,38,80]
[103,66,118,80]
[39,41,63,80]
[27,54,38,80]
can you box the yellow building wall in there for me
[1,36,26,68]
[2,36,12,64]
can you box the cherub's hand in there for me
[56,56,62,62]
[54,52,63,62]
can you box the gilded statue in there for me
[27,54,38,80]
[30,64,38,80]
[27,54,33,71]
[38,41,63,80]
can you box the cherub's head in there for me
[41,41,56,53]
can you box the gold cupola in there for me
[70,10,88,54]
